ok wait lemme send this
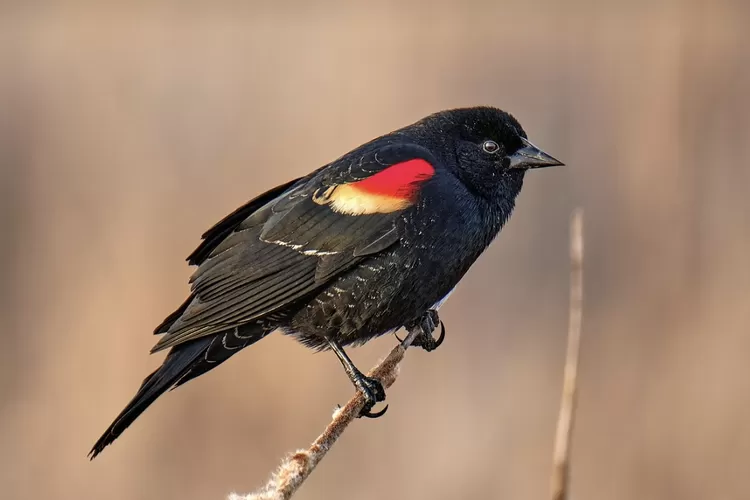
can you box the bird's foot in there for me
[401,309,446,352]
[328,337,388,418]
[412,320,445,352]
[354,374,388,419]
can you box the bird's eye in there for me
[482,140,500,154]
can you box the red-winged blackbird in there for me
[89,106,562,458]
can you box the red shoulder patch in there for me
[351,159,435,198]
[312,159,435,215]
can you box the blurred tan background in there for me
[1,1,749,499]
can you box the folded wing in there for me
[151,143,439,352]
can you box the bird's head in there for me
[408,106,563,198]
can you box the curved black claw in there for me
[355,375,388,419]
[420,320,445,351]
[407,310,446,352]
[361,404,389,419]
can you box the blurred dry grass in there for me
[1,1,749,499]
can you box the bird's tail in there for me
[89,321,272,459]
[88,338,211,459]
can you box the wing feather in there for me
[187,177,302,265]
[152,143,440,352]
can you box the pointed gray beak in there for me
[508,137,564,170]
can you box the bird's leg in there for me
[327,338,388,419]
[402,309,446,352]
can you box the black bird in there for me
[89,106,562,458]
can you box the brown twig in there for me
[229,327,422,500]
[550,209,584,500]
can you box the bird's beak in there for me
[508,137,564,170]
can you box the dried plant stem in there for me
[550,209,584,500]
[229,327,422,500]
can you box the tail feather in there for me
[88,338,211,459]
[89,322,272,459]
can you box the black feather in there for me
[186,178,301,266]
[89,338,211,459]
